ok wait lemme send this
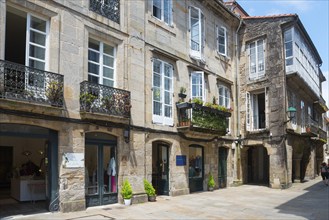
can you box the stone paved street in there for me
[2,177,329,220]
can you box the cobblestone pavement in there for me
[2,177,329,220]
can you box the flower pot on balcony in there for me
[178,93,187,99]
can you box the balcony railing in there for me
[176,102,231,135]
[80,81,130,118]
[0,60,64,107]
[89,0,120,24]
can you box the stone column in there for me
[304,145,315,180]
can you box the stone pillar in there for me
[58,128,86,212]
[304,146,315,180]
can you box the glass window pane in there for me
[164,0,171,24]
[30,16,46,32]
[88,75,99,84]
[103,78,114,87]
[103,146,116,193]
[164,91,171,104]
[29,45,45,60]
[30,31,46,45]
[153,0,161,19]
[29,59,45,70]
[164,78,171,90]
[88,62,99,75]
[153,88,161,101]
[164,105,172,117]
[88,50,99,63]
[164,64,172,77]
[153,74,161,87]
[153,102,161,115]
[103,44,114,56]
[89,39,100,51]
[103,55,114,67]
[85,145,98,195]
[103,67,114,79]
[153,60,161,73]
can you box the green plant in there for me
[143,179,156,196]
[192,98,203,105]
[46,80,63,103]
[80,92,97,106]
[101,95,114,110]
[121,179,133,199]
[208,173,215,188]
[179,87,187,94]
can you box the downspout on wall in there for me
[234,18,243,184]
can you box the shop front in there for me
[85,132,118,207]
[189,145,204,192]
[0,123,59,214]
[152,142,170,196]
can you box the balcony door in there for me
[5,7,49,95]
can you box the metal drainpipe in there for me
[234,18,242,182]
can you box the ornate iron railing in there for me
[80,81,131,118]
[89,0,120,24]
[0,60,64,107]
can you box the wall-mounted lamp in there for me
[284,107,297,124]
[123,127,130,143]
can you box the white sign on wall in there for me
[62,153,84,168]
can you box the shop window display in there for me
[189,148,203,178]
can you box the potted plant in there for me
[121,179,133,205]
[143,179,156,202]
[178,87,187,99]
[208,173,215,191]
[80,92,97,112]
[46,80,63,107]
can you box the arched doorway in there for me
[189,145,204,192]
[85,132,117,207]
[152,142,170,196]
[247,146,269,185]
[0,124,58,215]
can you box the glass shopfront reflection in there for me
[189,145,204,192]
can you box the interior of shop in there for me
[0,135,47,217]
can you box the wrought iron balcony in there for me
[80,81,130,118]
[318,128,327,141]
[0,60,64,107]
[89,0,120,24]
[176,102,231,135]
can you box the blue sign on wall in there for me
[176,155,186,166]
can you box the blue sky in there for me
[236,0,329,106]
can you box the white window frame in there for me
[25,13,49,91]
[218,85,230,108]
[284,28,293,66]
[217,26,227,56]
[152,59,173,126]
[189,6,205,61]
[88,38,116,87]
[246,89,268,131]
[152,0,172,25]
[190,71,205,102]
[248,39,265,79]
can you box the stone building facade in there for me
[0,0,242,213]
[237,14,327,188]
